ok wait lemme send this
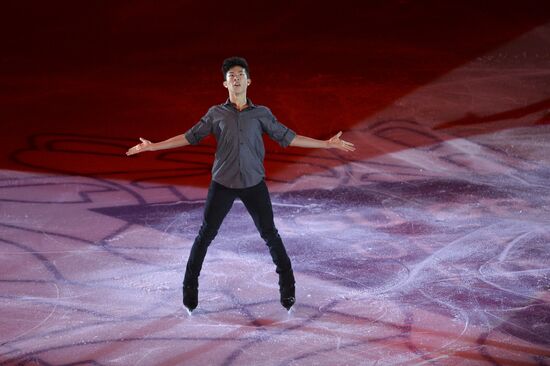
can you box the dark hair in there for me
[221,56,250,80]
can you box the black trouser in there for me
[183,180,295,289]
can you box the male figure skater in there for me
[127,57,355,312]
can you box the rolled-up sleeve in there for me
[261,109,296,148]
[184,110,213,145]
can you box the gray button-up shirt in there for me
[185,99,296,188]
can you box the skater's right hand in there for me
[126,138,153,156]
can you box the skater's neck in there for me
[229,93,248,111]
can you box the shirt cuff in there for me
[280,129,297,148]
[184,130,200,145]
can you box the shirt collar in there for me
[224,98,256,110]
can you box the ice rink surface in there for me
[1,3,550,365]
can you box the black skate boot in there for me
[183,285,198,312]
[279,284,295,310]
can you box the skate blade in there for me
[287,306,295,316]
[184,306,194,316]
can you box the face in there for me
[223,66,251,95]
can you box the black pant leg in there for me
[183,181,236,287]
[239,180,295,287]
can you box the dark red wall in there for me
[1,1,548,184]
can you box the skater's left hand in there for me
[327,131,355,152]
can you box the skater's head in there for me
[222,56,251,95]
[222,56,250,81]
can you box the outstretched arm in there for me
[126,134,190,156]
[289,131,355,152]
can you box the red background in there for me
[1,1,549,184]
